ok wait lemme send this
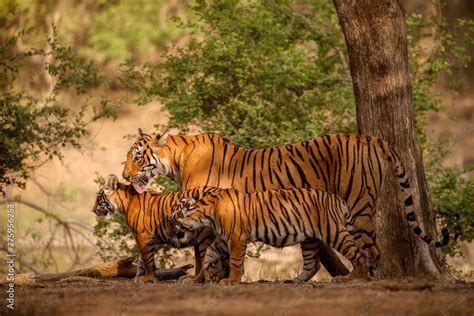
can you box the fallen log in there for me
[1,257,193,285]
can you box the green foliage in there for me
[409,14,474,147]
[88,0,186,63]
[133,0,355,148]
[0,29,118,194]
[94,212,138,262]
[425,144,474,256]
[407,13,474,255]
[153,176,181,193]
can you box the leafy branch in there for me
[0,28,121,194]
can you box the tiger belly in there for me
[252,231,310,248]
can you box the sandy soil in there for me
[1,279,473,316]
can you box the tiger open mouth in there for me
[132,182,147,194]
[132,174,149,194]
[93,208,109,216]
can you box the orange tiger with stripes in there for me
[91,174,223,283]
[171,188,448,284]
[122,130,440,277]
[172,188,369,284]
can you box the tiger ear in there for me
[185,193,205,208]
[194,192,208,202]
[137,128,147,138]
[154,130,170,147]
[178,196,195,211]
[105,174,119,192]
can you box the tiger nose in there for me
[176,231,185,240]
[122,169,130,181]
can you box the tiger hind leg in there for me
[203,238,229,283]
[351,214,380,276]
[181,229,220,284]
[333,229,370,283]
[287,239,322,283]
[353,232,380,277]
[368,236,382,277]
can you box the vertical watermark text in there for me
[5,203,16,310]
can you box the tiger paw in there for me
[218,278,239,285]
[283,278,305,284]
[178,275,192,284]
[332,269,370,283]
[135,267,145,278]
[332,275,353,283]
[134,274,155,284]
[204,269,225,283]
[179,275,203,284]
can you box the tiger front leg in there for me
[135,257,145,278]
[134,233,157,284]
[183,244,206,283]
[180,244,207,284]
[219,239,247,285]
[194,244,203,278]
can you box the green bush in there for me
[132,0,355,148]
[0,27,124,273]
[425,144,474,256]
[88,0,186,63]
[0,28,118,194]
[407,14,474,255]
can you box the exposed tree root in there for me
[2,256,193,285]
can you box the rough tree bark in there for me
[332,0,447,278]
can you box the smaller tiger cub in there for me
[91,174,222,283]
[171,188,369,284]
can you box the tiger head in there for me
[171,193,218,246]
[92,174,132,216]
[122,128,174,194]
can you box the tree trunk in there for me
[333,0,447,278]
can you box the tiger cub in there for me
[91,174,222,283]
[171,188,370,284]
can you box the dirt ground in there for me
[1,278,472,316]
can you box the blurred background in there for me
[0,0,472,281]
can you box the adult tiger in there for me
[91,174,224,283]
[122,130,422,277]
[171,188,448,284]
